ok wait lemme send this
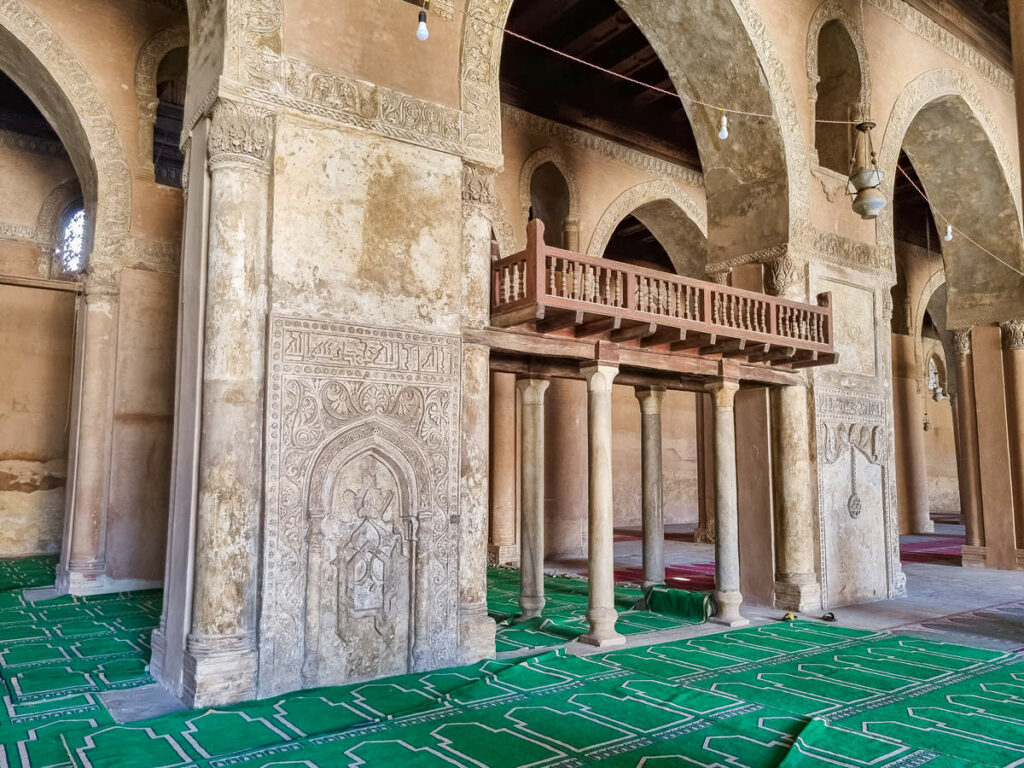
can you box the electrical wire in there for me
[896,164,1024,279]
[451,3,872,125]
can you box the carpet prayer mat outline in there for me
[0,586,161,768]
[486,568,709,652]
[0,557,58,593]
[37,620,1024,768]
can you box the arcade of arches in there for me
[2,0,1024,764]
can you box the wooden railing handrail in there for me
[491,219,834,351]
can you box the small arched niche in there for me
[529,161,571,249]
[153,47,187,187]
[814,19,863,175]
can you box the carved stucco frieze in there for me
[1000,320,1024,352]
[0,128,66,157]
[260,317,461,698]
[867,0,1014,93]
[207,98,274,171]
[503,105,704,188]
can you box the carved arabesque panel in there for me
[260,316,461,697]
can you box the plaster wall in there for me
[0,283,75,556]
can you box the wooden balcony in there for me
[490,221,837,372]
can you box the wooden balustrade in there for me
[491,220,836,368]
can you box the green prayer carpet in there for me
[0,556,58,592]
[487,566,711,652]
[3,563,1024,767]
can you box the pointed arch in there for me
[806,0,872,119]
[0,0,132,276]
[135,25,189,181]
[877,69,1024,328]
[460,0,809,264]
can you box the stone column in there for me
[489,372,519,565]
[952,329,985,553]
[892,334,933,534]
[766,256,821,611]
[1000,321,1024,553]
[58,271,120,594]
[770,383,822,611]
[182,99,272,707]
[694,393,715,543]
[580,363,625,647]
[707,379,748,627]
[635,387,666,589]
[516,377,549,621]
[458,342,496,661]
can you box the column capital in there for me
[952,328,973,358]
[634,386,666,414]
[1000,320,1024,351]
[705,379,740,408]
[581,363,619,391]
[207,97,274,173]
[515,376,549,404]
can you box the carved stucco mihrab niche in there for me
[260,317,461,698]
[814,387,903,607]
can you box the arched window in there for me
[529,162,570,249]
[55,201,86,274]
[815,20,863,174]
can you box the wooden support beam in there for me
[575,316,621,337]
[640,327,685,349]
[537,310,583,334]
[722,342,769,359]
[749,346,796,364]
[670,331,713,351]
[610,322,657,343]
[698,338,745,356]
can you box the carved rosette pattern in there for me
[814,387,901,601]
[207,98,273,171]
[1001,321,1024,352]
[261,317,461,698]
[0,0,132,274]
[587,179,707,259]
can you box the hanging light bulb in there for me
[847,121,885,220]
[944,223,953,242]
[416,7,429,41]
[718,112,729,141]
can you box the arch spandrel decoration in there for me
[0,0,132,284]
[260,317,462,699]
[877,69,1024,328]
[459,0,811,264]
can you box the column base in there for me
[774,577,821,612]
[459,602,496,663]
[712,591,749,627]
[962,545,987,568]
[182,633,258,708]
[911,520,935,535]
[579,607,625,647]
[515,595,545,623]
[488,543,519,567]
